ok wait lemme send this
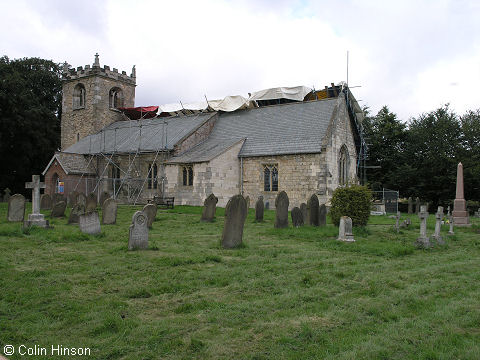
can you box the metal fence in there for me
[372,188,399,214]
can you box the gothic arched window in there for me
[109,87,124,109]
[73,83,85,109]
[339,145,349,186]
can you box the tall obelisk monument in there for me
[452,162,470,226]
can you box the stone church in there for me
[42,55,365,208]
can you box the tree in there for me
[0,56,62,196]
[459,110,480,201]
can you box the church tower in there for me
[60,54,136,150]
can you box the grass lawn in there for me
[1,203,479,359]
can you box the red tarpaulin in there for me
[119,106,158,120]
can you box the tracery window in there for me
[148,163,158,189]
[182,165,194,186]
[73,83,85,109]
[263,164,278,191]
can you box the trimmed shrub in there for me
[330,185,371,226]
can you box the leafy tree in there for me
[0,56,62,196]
[459,110,480,201]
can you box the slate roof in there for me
[63,112,216,154]
[42,152,96,175]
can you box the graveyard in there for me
[1,201,479,359]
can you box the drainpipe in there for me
[240,157,243,195]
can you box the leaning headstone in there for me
[338,216,355,242]
[395,211,401,233]
[431,206,445,245]
[128,211,149,250]
[4,188,11,203]
[318,204,327,226]
[255,196,264,222]
[76,192,87,208]
[274,191,289,228]
[306,194,320,226]
[291,207,303,227]
[79,211,101,235]
[86,193,97,212]
[102,198,117,225]
[415,197,420,214]
[24,175,49,228]
[415,205,431,248]
[52,193,65,206]
[68,191,79,207]
[143,203,157,228]
[245,196,250,209]
[221,195,248,248]
[99,191,110,207]
[68,204,85,224]
[448,214,454,235]
[452,163,470,226]
[40,193,52,210]
[51,201,66,218]
[407,197,413,214]
[300,203,307,224]
[7,194,26,222]
[201,193,218,222]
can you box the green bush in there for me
[330,185,372,226]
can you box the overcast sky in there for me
[1,0,479,121]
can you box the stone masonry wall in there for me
[173,113,218,155]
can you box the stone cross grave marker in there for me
[102,198,117,225]
[431,206,445,245]
[291,206,303,227]
[319,204,327,226]
[143,203,157,228]
[51,201,66,218]
[40,193,52,210]
[408,197,413,214]
[307,194,319,226]
[255,196,264,222]
[274,191,289,228]
[338,216,355,242]
[128,211,149,250]
[201,193,218,222]
[415,205,431,248]
[79,211,101,235]
[24,175,48,228]
[7,194,26,222]
[300,203,307,224]
[86,193,97,212]
[221,195,248,248]
[68,203,85,224]
[415,197,420,214]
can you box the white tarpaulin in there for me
[158,96,253,115]
[248,85,312,102]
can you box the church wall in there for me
[44,162,95,198]
[173,114,218,156]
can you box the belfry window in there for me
[339,145,349,185]
[263,164,278,191]
[109,87,124,109]
[182,165,194,186]
[148,163,158,189]
[73,83,85,109]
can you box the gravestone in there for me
[306,194,320,226]
[395,211,401,233]
[76,192,87,208]
[99,191,110,207]
[452,162,470,226]
[415,205,431,248]
[319,204,327,226]
[68,204,85,224]
[265,202,269,210]
[448,214,454,235]
[128,211,149,250]
[475,208,480,218]
[415,197,420,214]
[400,218,411,229]
[79,211,101,235]
[24,175,49,228]
[51,201,66,218]
[274,191,289,228]
[102,198,117,225]
[143,203,157,228]
[255,196,264,222]
[431,206,445,245]
[7,194,26,222]
[68,191,79,207]
[338,216,355,242]
[245,196,250,209]
[201,193,218,222]
[300,203,307,224]
[53,193,65,206]
[221,195,248,248]
[291,206,303,227]
[407,197,413,214]
[40,193,52,210]
[3,188,11,203]
[447,205,451,217]
[86,193,97,212]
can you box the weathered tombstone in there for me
[24,175,49,228]
[300,203,307,224]
[143,203,157,228]
[221,195,248,248]
[53,193,65,206]
[201,193,218,222]
[447,205,451,217]
[448,214,454,235]
[415,205,431,248]
[40,193,52,210]
[338,216,355,242]
[128,211,149,250]
[7,194,26,222]
[255,196,264,222]
[407,197,413,214]
[99,191,110,207]
[395,211,401,233]
[318,204,327,226]
[68,204,85,224]
[400,218,411,229]
[245,196,250,209]
[431,206,445,245]
[76,192,87,208]
[452,163,470,226]
[291,207,303,227]
[475,208,480,218]
[102,198,117,225]
[51,201,66,218]
[86,193,97,212]
[3,188,11,203]
[415,197,420,214]
[68,191,79,207]
[274,191,289,228]
[79,211,101,235]
[306,194,320,226]
[265,201,269,210]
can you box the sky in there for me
[1,0,479,121]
